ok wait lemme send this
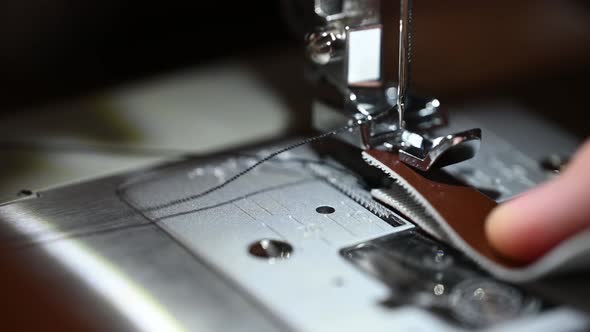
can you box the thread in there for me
[136,113,384,213]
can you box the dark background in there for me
[0,1,589,137]
[0,1,296,109]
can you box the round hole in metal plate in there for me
[249,239,293,260]
[316,206,335,214]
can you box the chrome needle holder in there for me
[397,0,412,130]
[394,0,482,171]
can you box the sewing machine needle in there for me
[397,0,412,130]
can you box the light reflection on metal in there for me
[396,0,412,130]
[399,128,482,171]
[433,283,445,296]
[6,208,185,332]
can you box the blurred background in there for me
[0,0,589,200]
[0,2,294,108]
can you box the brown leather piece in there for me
[366,149,525,268]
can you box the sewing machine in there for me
[0,1,588,331]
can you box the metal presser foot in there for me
[305,0,482,171]
[395,128,482,171]
[389,0,481,171]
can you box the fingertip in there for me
[485,203,532,262]
[485,177,586,263]
[484,204,509,250]
[485,138,590,264]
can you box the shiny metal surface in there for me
[306,1,381,66]
[385,0,483,170]
[306,0,473,168]
[314,0,379,23]
[116,147,417,332]
[0,107,587,331]
[438,104,574,202]
[248,239,294,260]
[342,230,544,329]
[312,88,447,150]
[0,174,288,332]
[396,0,412,129]
[307,0,388,149]
[306,27,346,65]
[397,128,482,171]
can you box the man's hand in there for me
[485,139,590,262]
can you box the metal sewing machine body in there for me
[306,0,481,171]
[0,106,584,331]
[0,1,587,332]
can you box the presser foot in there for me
[379,128,482,171]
